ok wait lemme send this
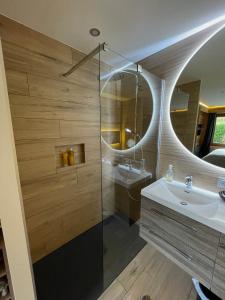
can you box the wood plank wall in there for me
[171,80,201,152]
[0,14,101,262]
[140,20,225,192]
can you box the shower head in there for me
[125,128,140,137]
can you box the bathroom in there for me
[0,1,225,300]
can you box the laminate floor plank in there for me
[99,244,194,300]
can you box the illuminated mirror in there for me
[171,28,225,169]
[101,70,153,150]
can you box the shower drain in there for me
[180,201,188,206]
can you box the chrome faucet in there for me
[124,158,132,170]
[185,175,192,193]
[140,158,146,172]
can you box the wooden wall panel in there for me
[0,14,72,64]
[28,74,98,104]
[0,14,101,262]
[171,81,201,152]
[5,69,29,95]
[2,40,98,89]
[60,120,99,138]
[9,95,99,122]
[141,20,225,192]
[12,118,60,140]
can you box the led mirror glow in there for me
[170,27,225,169]
[101,69,153,150]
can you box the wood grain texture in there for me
[98,280,126,300]
[140,198,216,287]
[216,234,225,267]
[99,244,194,300]
[140,197,225,298]
[141,197,220,260]
[211,263,225,299]
[117,243,157,291]
[171,80,201,152]
[0,14,101,262]
[0,14,72,65]
[140,19,225,192]
[5,69,29,96]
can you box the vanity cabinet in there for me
[211,235,225,298]
[140,197,225,297]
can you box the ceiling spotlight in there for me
[89,28,100,37]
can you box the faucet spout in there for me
[185,175,192,193]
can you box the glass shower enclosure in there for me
[99,47,153,289]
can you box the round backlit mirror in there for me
[170,28,225,169]
[101,69,153,150]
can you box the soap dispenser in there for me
[165,164,174,182]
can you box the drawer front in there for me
[141,197,220,261]
[216,234,225,267]
[211,263,225,299]
[140,197,219,287]
[140,225,214,288]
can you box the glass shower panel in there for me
[100,47,153,289]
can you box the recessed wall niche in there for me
[55,143,85,172]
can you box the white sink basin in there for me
[141,178,225,234]
[118,164,143,175]
[102,163,152,189]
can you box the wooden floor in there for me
[99,244,197,300]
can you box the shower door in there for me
[99,48,153,289]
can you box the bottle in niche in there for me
[68,148,75,166]
[62,151,69,167]
[165,164,174,182]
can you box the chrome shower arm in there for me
[63,42,106,77]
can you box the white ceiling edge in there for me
[0,11,88,56]
[0,0,225,62]
[136,14,225,63]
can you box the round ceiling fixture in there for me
[89,28,100,37]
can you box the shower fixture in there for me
[63,42,106,77]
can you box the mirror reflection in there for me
[101,70,153,150]
[171,28,225,168]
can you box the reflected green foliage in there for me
[213,117,225,144]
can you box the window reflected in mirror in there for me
[170,27,225,169]
[101,70,153,150]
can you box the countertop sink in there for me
[102,162,152,189]
[141,178,225,234]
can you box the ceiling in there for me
[1,0,225,64]
[178,28,225,107]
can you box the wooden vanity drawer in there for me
[213,234,225,298]
[211,263,225,299]
[140,197,221,287]
[140,218,214,287]
[141,197,220,261]
[216,234,225,267]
